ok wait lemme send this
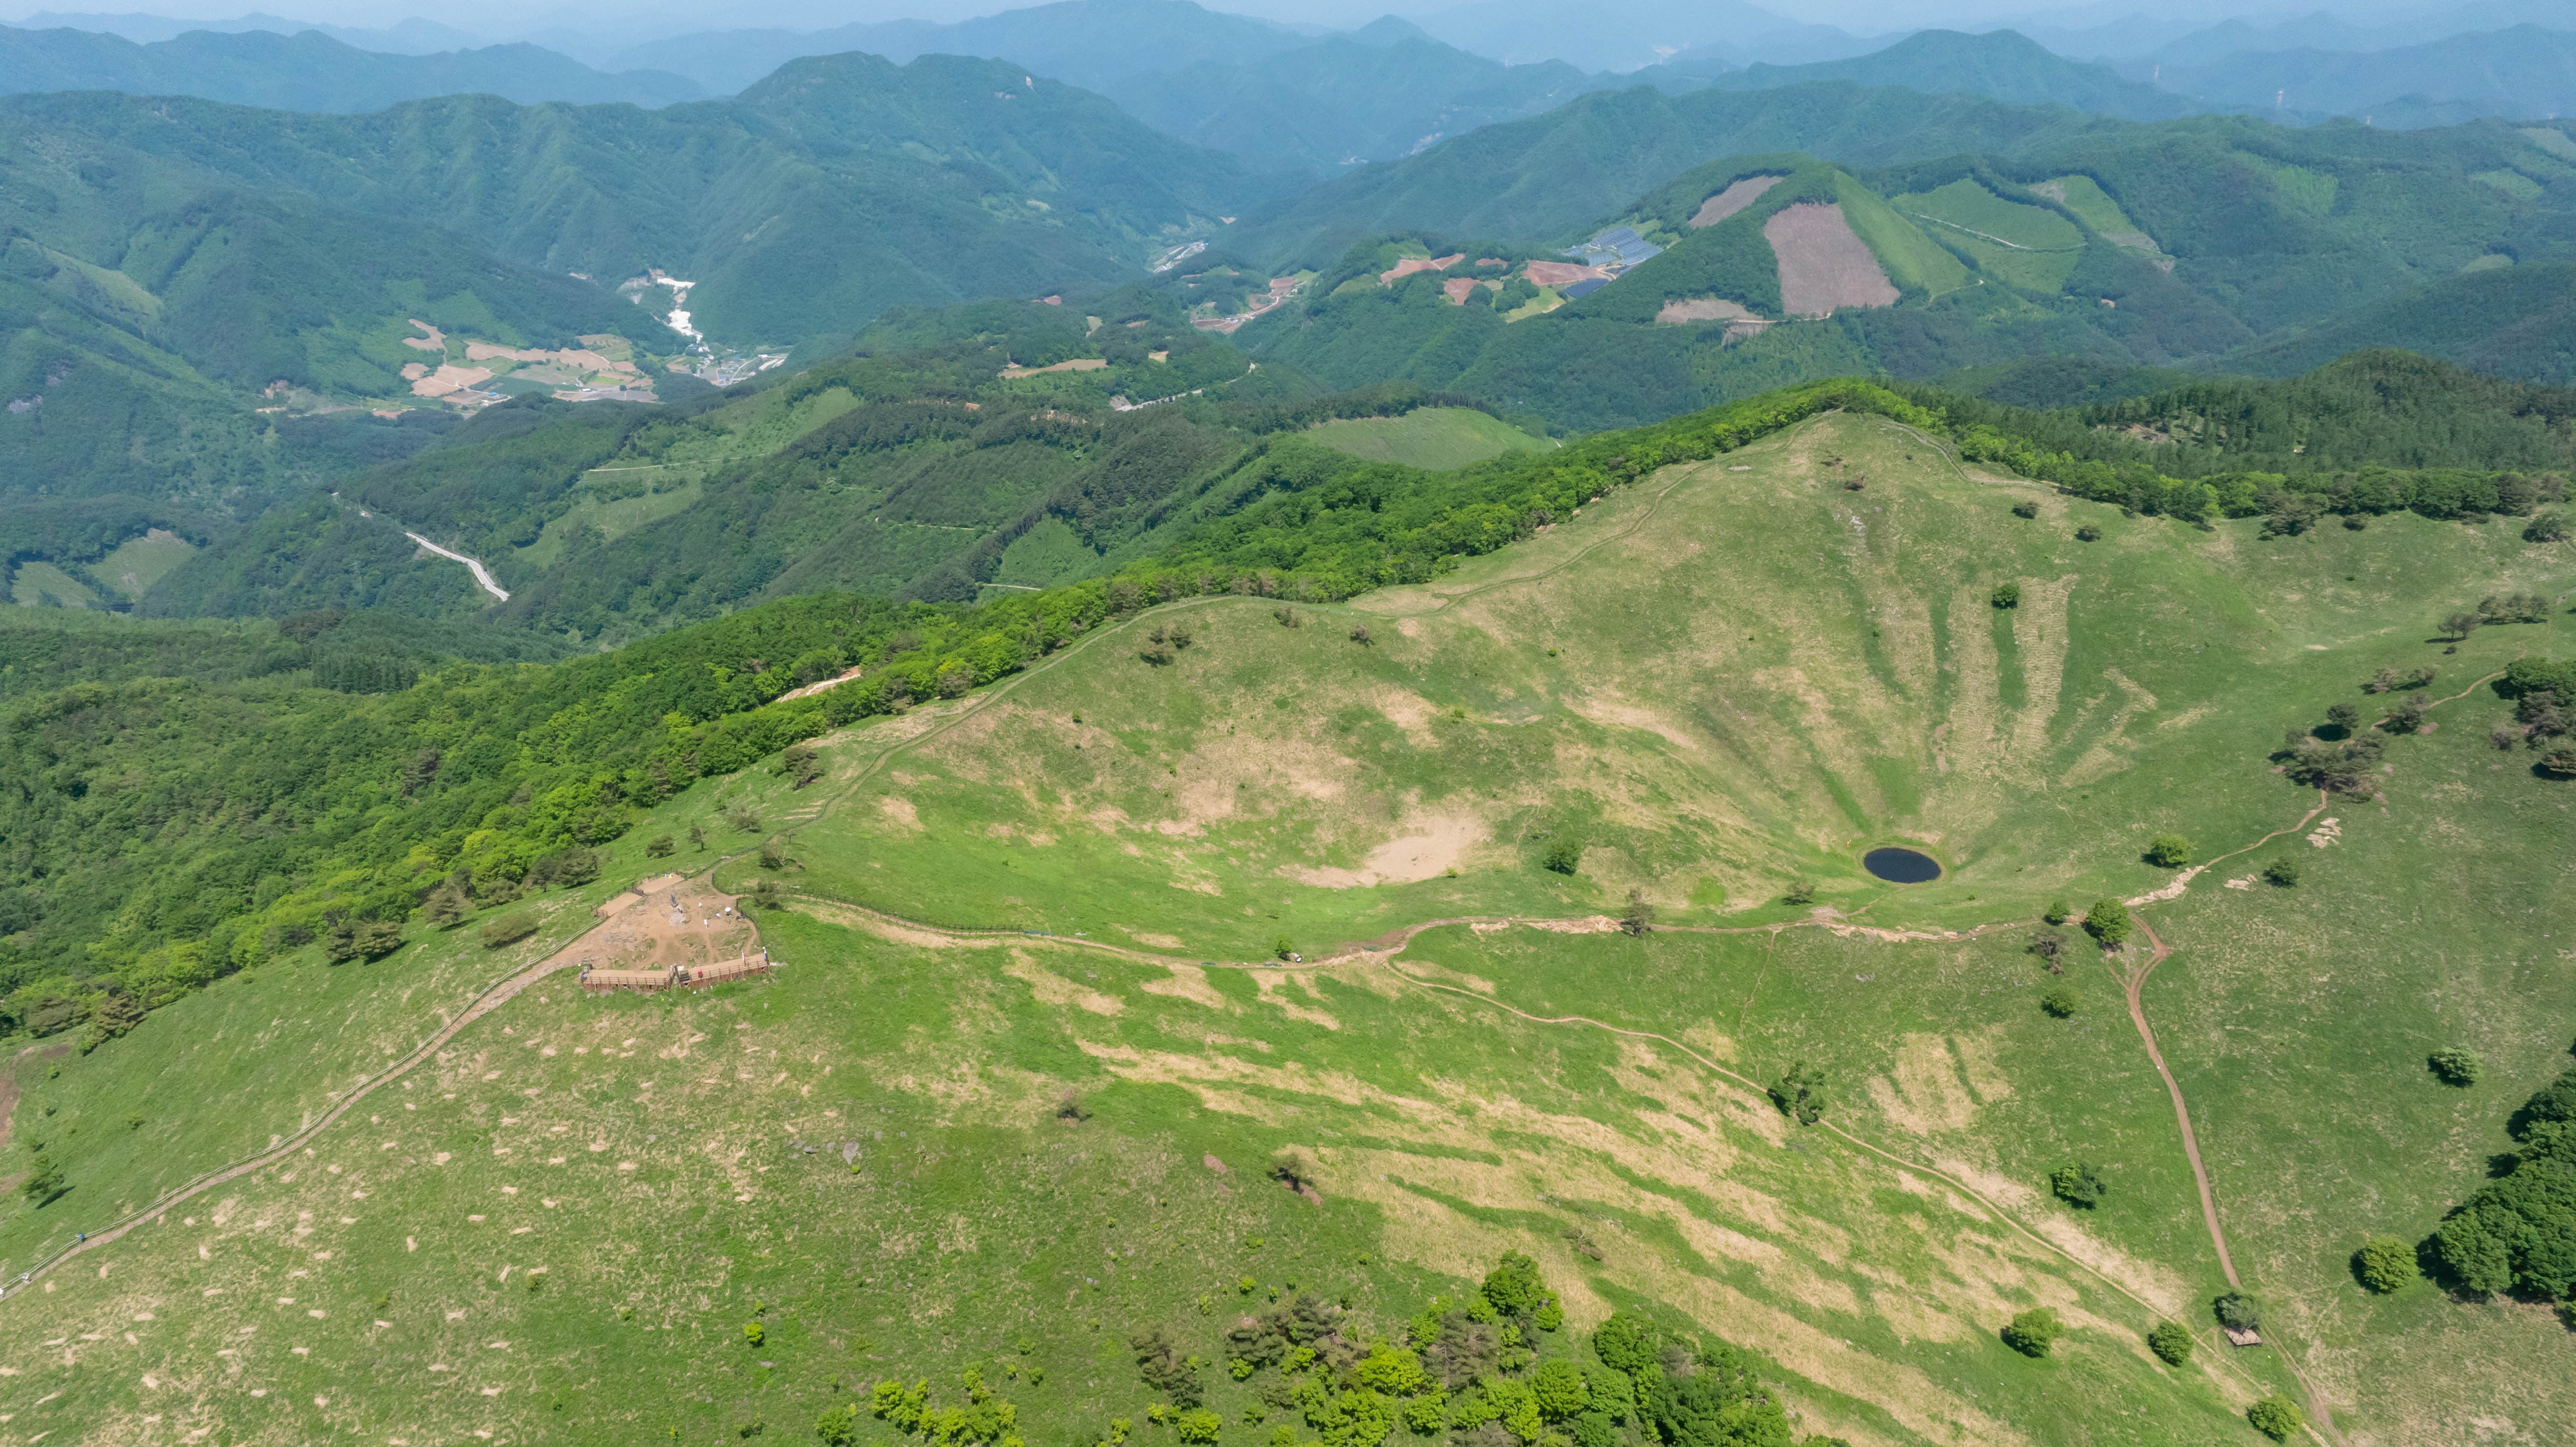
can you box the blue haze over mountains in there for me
[5,0,2575,136]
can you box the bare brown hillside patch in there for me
[1522,260,1611,287]
[1251,973,1340,1029]
[1689,175,1785,227]
[1938,582,2003,776]
[1655,297,1764,326]
[1866,1034,1980,1135]
[1763,203,1899,318]
[2006,575,2078,764]
[1002,954,1124,1016]
[1380,254,1465,284]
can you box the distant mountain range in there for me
[2147,24,2576,128]
[0,50,1284,517]
[0,24,703,109]
[1216,82,2576,425]
[601,0,1623,171]
[1645,30,2199,122]
[8,5,2575,156]
[12,8,478,53]
[603,0,1309,96]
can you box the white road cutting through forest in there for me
[406,532,509,600]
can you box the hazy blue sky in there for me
[0,0,2509,63]
[0,0,2425,33]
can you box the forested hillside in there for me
[1235,84,2575,320]
[0,48,1289,603]
[1221,97,2575,427]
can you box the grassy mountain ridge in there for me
[8,355,2561,1030]
[0,379,2567,1442]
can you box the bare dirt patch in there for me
[1689,175,1785,227]
[1002,954,1124,1016]
[1655,297,1765,326]
[1763,203,1899,318]
[1139,961,1231,1010]
[571,875,760,988]
[1285,809,1482,888]
[996,357,1108,379]
[1866,1034,1980,1135]
[1380,254,1465,285]
[410,364,495,399]
[1521,260,1611,287]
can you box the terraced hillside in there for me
[3,404,2568,1445]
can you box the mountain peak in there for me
[1346,15,1435,47]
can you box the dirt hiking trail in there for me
[0,874,754,1294]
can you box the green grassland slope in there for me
[0,395,2566,1444]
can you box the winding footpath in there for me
[0,884,751,1295]
[404,532,509,601]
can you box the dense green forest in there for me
[1227,96,2575,429]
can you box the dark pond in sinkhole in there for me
[1862,847,1942,884]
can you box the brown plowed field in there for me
[1655,296,1763,325]
[1689,174,1784,227]
[1521,260,1611,287]
[1763,202,1899,317]
[1379,253,1465,284]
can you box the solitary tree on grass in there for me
[2248,1395,2306,1441]
[2049,1160,2106,1208]
[21,1155,63,1206]
[2082,899,2132,948]
[1769,1062,1828,1125]
[2354,1234,2416,1292]
[1619,891,1655,936]
[2427,1047,2481,1086]
[2000,1308,2061,1357]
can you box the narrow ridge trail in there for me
[0,877,755,1296]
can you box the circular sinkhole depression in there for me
[1862,847,1943,884]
